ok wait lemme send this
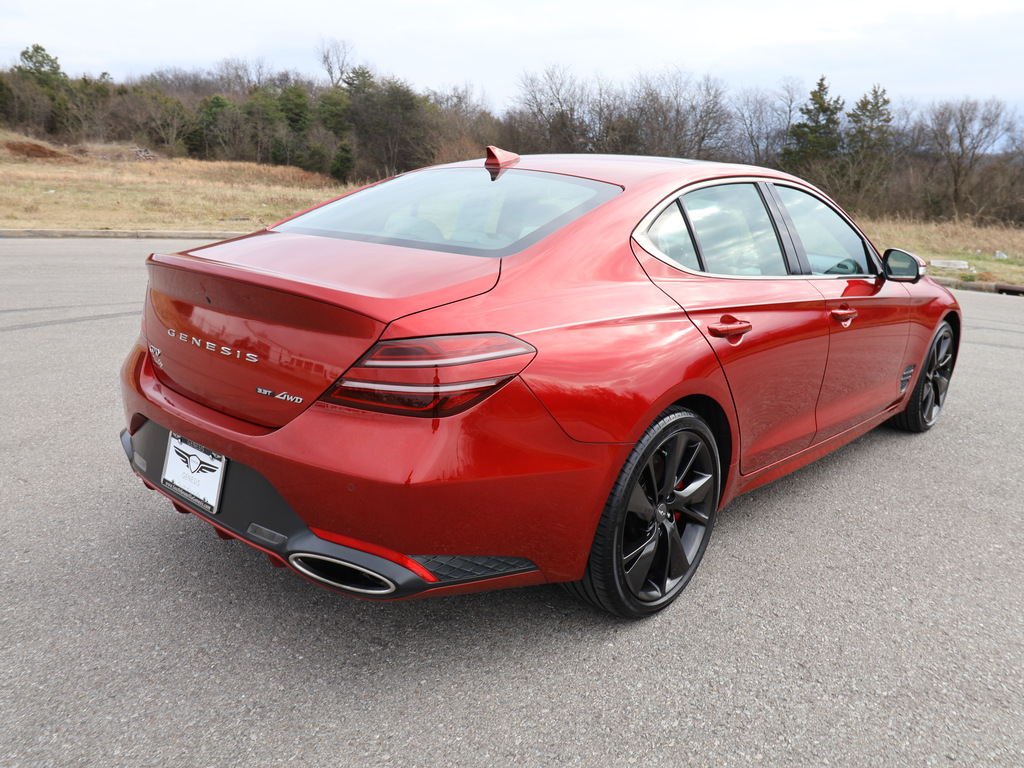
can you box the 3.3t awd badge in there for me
[256,387,304,404]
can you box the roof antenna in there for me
[484,146,520,180]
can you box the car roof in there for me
[438,152,801,191]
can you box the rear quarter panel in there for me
[383,229,737,447]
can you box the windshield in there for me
[273,167,621,257]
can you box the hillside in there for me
[1,131,349,233]
[2,130,1022,285]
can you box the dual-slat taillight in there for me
[318,333,537,418]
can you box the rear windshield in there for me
[273,167,621,257]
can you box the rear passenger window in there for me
[647,202,700,271]
[681,184,789,276]
[775,186,873,275]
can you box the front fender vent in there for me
[900,365,916,394]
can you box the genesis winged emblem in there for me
[174,445,218,475]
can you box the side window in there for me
[646,202,700,271]
[775,186,873,275]
[681,184,789,276]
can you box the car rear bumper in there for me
[120,339,629,597]
[121,420,545,598]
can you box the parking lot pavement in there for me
[1,239,1022,767]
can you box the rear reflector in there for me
[318,333,536,417]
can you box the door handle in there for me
[830,306,858,327]
[708,318,753,338]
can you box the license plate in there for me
[160,432,227,514]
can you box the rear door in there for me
[634,181,829,475]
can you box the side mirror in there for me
[883,248,926,283]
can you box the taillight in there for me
[318,333,536,417]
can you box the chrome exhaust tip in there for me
[288,553,397,596]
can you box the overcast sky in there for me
[2,0,1022,116]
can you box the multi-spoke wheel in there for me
[891,320,957,433]
[565,406,720,618]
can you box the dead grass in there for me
[860,216,1024,285]
[3,130,1024,284]
[0,130,351,232]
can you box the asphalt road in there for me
[1,238,1022,767]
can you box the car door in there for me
[634,181,830,475]
[769,184,910,442]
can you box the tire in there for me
[891,320,957,433]
[565,406,720,619]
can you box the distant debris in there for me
[931,259,971,270]
[133,146,156,161]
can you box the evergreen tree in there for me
[347,76,431,176]
[277,84,312,133]
[317,86,351,139]
[846,84,892,156]
[14,44,67,93]
[782,76,845,169]
[841,85,896,213]
[244,88,283,163]
[329,140,355,181]
[186,94,244,159]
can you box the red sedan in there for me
[120,148,960,618]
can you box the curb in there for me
[931,276,1024,296]
[0,228,241,240]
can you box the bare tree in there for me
[513,65,592,153]
[62,75,118,142]
[212,57,272,97]
[426,83,498,163]
[1,71,57,136]
[624,69,732,159]
[316,38,354,89]
[685,74,732,158]
[588,75,638,154]
[138,66,220,105]
[926,97,1010,218]
[731,79,801,166]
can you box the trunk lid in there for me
[144,230,500,427]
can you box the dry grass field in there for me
[863,216,1024,285]
[2,130,1023,284]
[1,131,350,232]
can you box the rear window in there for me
[274,167,621,257]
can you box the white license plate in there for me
[160,432,227,514]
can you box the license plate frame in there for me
[160,432,227,514]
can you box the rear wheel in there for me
[566,406,720,618]
[891,320,956,433]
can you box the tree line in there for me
[2,43,1022,224]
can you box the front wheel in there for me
[891,320,957,433]
[565,407,721,619]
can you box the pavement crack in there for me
[0,311,140,332]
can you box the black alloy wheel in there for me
[892,320,957,433]
[566,406,720,618]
